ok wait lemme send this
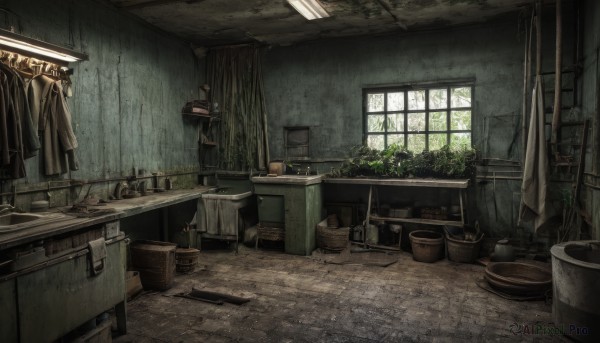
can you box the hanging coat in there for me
[519,76,549,231]
[0,63,41,179]
[27,74,55,133]
[42,81,79,175]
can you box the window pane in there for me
[450,133,472,150]
[388,134,405,147]
[429,133,447,151]
[429,111,447,131]
[407,113,426,132]
[387,92,404,111]
[368,93,384,112]
[407,134,426,152]
[451,111,471,130]
[367,115,385,132]
[407,90,425,110]
[367,135,385,150]
[429,89,447,109]
[387,113,404,132]
[451,87,471,108]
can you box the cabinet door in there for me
[17,240,125,342]
[0,278,18,342]
[257,195,285,227]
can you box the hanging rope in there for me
[206,46,269,171]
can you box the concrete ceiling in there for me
[109,0,536,47]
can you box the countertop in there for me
[251,174,324,186]
[324,177,469,188]
[0,186,214,251]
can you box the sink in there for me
[251,174,324,185]
[0,213,45,225]
[0,213,70,233]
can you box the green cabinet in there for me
[17,239,125,342]
[253,175,323,255]
[0,230,126,343]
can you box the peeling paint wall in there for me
[0,0,203,207]
[262,12,578,241]
[582,0,600,240]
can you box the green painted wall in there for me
[582,0,600,240]
[260,7,588,242]
[261,18,523,238]
[0,0,203,205]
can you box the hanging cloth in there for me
[519,76,549,231]
[0,64,40,179]
[42,80,79,175]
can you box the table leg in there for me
[459,189,465,226]
[364,185,373,249]
[115,300,127,335]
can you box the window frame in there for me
[362,82,474,151]
[284,126,310,160]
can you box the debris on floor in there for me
[173,288,251,305]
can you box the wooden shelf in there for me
[370,215,463,227]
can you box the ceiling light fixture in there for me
[287,0,330,20]
[0,29,87,64]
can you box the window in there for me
[363,85,472,152]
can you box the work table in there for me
[101,185,214,217]
[324,177,469,188]
[0,186,214,251]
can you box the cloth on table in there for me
[88,237,107,276]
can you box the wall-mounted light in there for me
[0,29,87,64]
[287,0,330,20]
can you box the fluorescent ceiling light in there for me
[288,0,330,20]
[0,29,87,64]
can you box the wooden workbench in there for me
[0,186,214,251]
[324,177,470,250]
[0,185,214,342]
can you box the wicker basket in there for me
[257,226,285,241]
[175,248,200,273]
[446,233,484,263]
[130,240,177,290]
[317,226,350,251]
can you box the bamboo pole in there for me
[522,9,534,161]
[205,46,269,171]
[551,0,563,157]
[535,0,542,77]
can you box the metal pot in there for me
[491,239,515,262]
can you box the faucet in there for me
[0,204,15,215]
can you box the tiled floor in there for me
[114,246,565,342]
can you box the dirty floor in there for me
[113,246,566,342]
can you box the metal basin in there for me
[0,213,69,233]
[564,242,600,264]
[551,240,600,342]
[484,262,551,296]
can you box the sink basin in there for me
[0,213,44,225]
[0,212,70,233]
[251,174,324,185]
